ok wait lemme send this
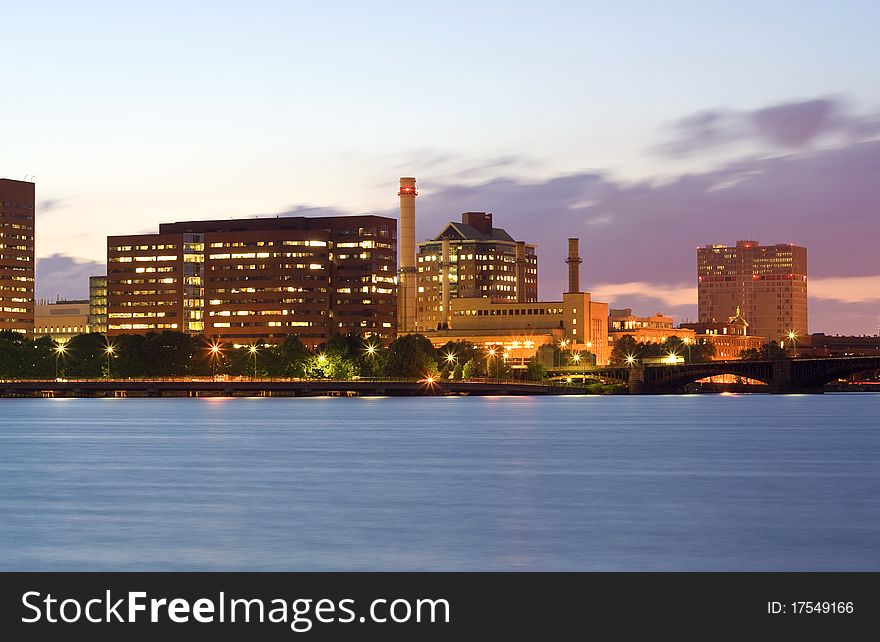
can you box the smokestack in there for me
[441,238,451,329]
[397,177,417,333]
[515,241,526,303]
[566,238,582,293]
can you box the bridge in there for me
[0,377,590,398]
[550,356,880,394]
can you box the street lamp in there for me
[487,347,497,383]
[248,344,259,378]
[445,351,457,379]
[208,341,223,376]
[787,330,798,357]
[625,354,636,367]
[683,337,691,363]
[363,343,378,378]
[54,343,67,379]
[104,344,115,378]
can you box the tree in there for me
[740,342,787,361]
[526,359,547,381]
[28,336,56,378]
[666,336,715,363]
[0,330,27,378]
[152,332,201,376]
[436,340,480,377]
[279,335,310,377]
[610,335,640,366]
[227,345,258,376]
[381,334,438,378]
[461,358,479,379]
[113,333,148,377]
[64,333,107,378]
[487,354,513,379]
[320,333,365,377]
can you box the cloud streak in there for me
[591,282,695,309]
[810,275,880,304]
[658,97,880,156]
[36,254,105,302]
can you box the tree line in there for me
[609,335,716,366]
[0,330,547,381]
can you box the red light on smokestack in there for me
[398,185,417,196]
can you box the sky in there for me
[3,1,879,334]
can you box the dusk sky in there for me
[4,1,879,334]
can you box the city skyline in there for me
[4,1,879,334]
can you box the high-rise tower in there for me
[697,240,807,343]
[0,179,35,334]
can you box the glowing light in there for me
[571,352,581,364]
[248,345,258,355]
[559,339,569,349]
[104,345,115,355]
[445,352,456,363]
[625,354,636,366]
[488,348,496,357]
[318,353,327,364]
[787,330,798,341]
[585,341,592,349]
[366,344,377,356]
[54,344,66,355]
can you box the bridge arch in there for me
[641,362,776,391]
[793,360,880,388]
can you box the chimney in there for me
[461,212,493,235]
[566,238,582,293]
[397,177,417,333]
[515,241,526,303]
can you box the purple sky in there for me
[37,96,880,335]
[12,3,878,336]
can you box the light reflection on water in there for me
[0,394,877,571]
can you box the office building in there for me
[422,238,609,366]
[35,299,91,342]
[608,309,696,345]
[697,240,807,343]
[680,308,765,360]
[416,212,537,332]
[799,333,880,357]
[0,179,35,334]
[88,275,108,334]
[107,215,397,348]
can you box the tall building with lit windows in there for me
[697,240,807,343]
[0,179,35,334]
[107,215,397,348]
[416,212,537,332]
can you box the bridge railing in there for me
[0,376,578,388]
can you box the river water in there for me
[0,394,877,571]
